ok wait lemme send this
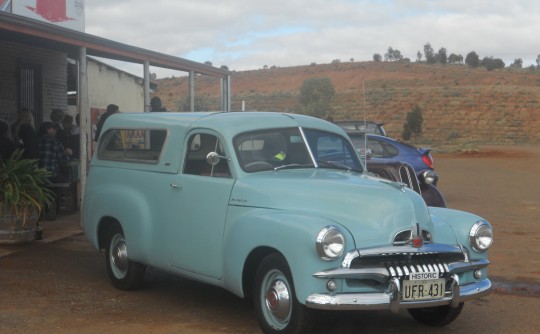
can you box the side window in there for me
[184,133,231,178]
[98,129,166,163]
[367,138,385,158]
[381,142,399,158]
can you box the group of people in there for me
[0,108,79,182]
[2,96,167,167]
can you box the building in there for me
[1,1,230,192]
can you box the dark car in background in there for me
[352,133,438,184]
[366,159,446,207]
[335,120,387,136]
[335,121,445,207]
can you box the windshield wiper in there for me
[274,163,314,171]
[316,160,355,172]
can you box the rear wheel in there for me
[408,303,464,326]
[254,253,313,334]
[104,224,146,290]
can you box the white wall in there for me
[87,59,145,113]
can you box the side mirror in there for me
[206,152,229,166]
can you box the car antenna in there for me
[362,81,369,174]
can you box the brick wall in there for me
[0,40,67,128]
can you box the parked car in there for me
[366,159,446,207]
[335,120,387,136]
[336,121,445,207]
[83,111,493,334]
[348,133,437,183]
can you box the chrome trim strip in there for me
[305,279,492,311]
[313,259,489,280]
[342,244,463,267]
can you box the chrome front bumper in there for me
[305,275,492,312]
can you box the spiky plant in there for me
[0,149,54,224]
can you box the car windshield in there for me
[234,127,363,173]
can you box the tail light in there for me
[421,153,433,169]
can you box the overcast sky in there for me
[85,0,540,78]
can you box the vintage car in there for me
[83,112,493,334]
[366,159,446,207]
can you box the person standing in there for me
[150,97,167,112]
[0,120,16,160]
[11,110,38,159]
[37,122,72,181]
[50,108,66,143]
[94,104,119,141]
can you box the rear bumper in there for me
[305,276,492,312]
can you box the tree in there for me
[424,43,436,64]
[204,61,213,66]
[298,77,335,118]
[510,58,523,69]
[384,47,395,62]
[465,51,480,68]
[220,65,229,70]
[373,53,382,62]
[384,47,403,62]
[416,51,423,62]
[436,47,447,65]
[481,57,505,71]
[402,105,423,141]
[536,55,540,68]
[448,53,463,64]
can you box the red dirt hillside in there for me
[154,62,540,145]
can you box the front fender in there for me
[83,184,153,263]
[429,207,491,260]
[222,207,354,302]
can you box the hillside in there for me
[154,62,540,145]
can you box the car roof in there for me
[102,111,347,138]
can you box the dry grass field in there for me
[154,62,540,146]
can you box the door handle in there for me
[170,183,182,190]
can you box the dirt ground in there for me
[1,144,539,333]
[435,144,540,284]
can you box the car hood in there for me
[230,169,432,247]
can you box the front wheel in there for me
[254,253,313,334]
[408,302,464,326]
[104,224,146,290]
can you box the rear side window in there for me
[97,129,166,163]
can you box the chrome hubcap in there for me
[110,235,128,276]
[265,278,291,320]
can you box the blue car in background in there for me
[356,134,437,183]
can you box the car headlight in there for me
[469,220,494,252]
[420,170,437,185]
[316,226,345,260]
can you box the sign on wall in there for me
[12,0,85,31]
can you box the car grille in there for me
[398,163,421,194]
[349,251,466,279]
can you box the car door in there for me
[166,131,234,279]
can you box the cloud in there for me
[86,0,540,77]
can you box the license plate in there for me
[402,278,445,301]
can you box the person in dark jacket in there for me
[0,120,16,160]
[94,104,119,141]
[11,110,38,159]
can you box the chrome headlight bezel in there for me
[420,170,437,185]
[469,220,494,252]
[316,226,345,261]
